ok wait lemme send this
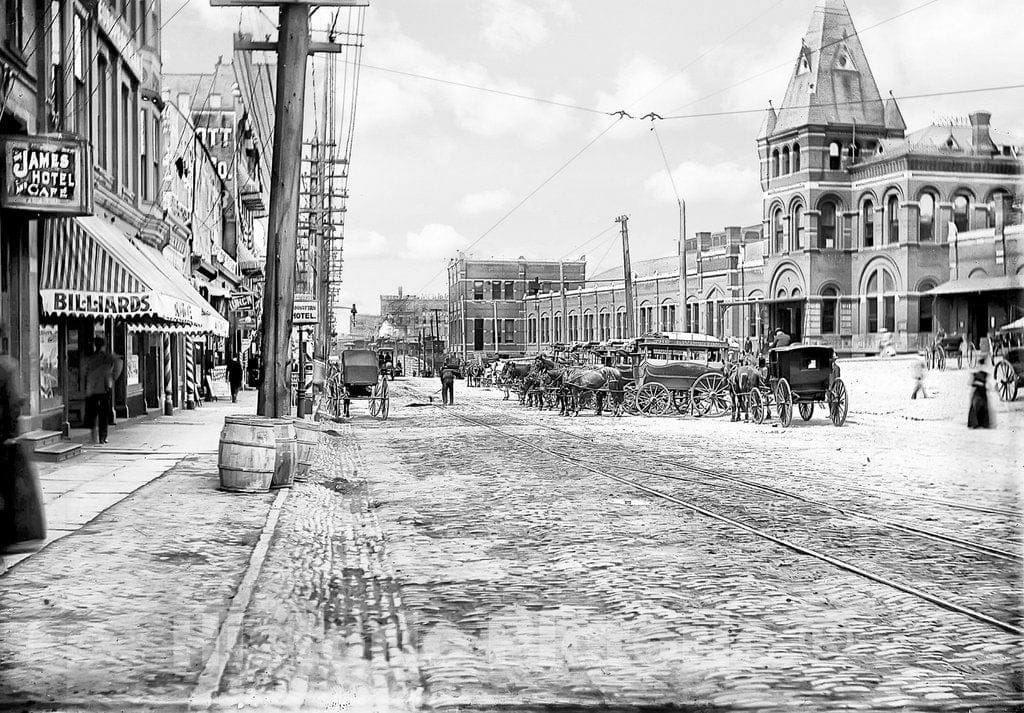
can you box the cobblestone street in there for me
[1,359,1022,711]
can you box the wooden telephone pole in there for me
[221,0,367,417]
[616,215,636,338]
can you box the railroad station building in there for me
[516,0,1023,357]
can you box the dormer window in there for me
[798,55,810,75]
[834,46,857,71]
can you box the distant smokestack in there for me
[969,111,996,155]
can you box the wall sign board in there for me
[1,135,93,215]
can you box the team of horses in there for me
[468,353,767,420]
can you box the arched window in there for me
[599,311,611,341]
[771,149,780,177]
[582,311,594,341]
[792,143,801,171]
[886,194,900,243]
[918,281,935,333]
[865,267,896,333]
[919,192,936,241]
[821,286,839,334]
[660,302,676,332]
[862,199,875,247]
[540,314,550,343]
[615,308,627,339]
[553,312,562,342]
[953,194,971,232]
[792,204,804,250]
[782,146,790,174]
[828,141,841,170]
[818,200,837,249]
[527,315,537,343]
[773,208,785,253]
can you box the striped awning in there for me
[40,216,225,335]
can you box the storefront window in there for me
[126,332,141,386]
[39,324,61,403]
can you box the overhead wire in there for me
[415,116,625,292]
[557,224,617,261]
[657,83,1024,121]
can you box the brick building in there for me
[448,255,585,358]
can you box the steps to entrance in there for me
[33,441,84,462]
[16,430,83,462]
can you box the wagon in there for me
[627,332,732,417]
[749,345,848,427]
[931,334,977,370]
[342,349,390,419]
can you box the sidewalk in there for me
[2,390,258,573]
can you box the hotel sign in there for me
[1,135,93,215]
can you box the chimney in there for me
[969,111,996,155]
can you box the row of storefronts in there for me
[0,0,269,439]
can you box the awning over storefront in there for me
[926,275,1024,296]
[997,316,1024,333]
[135,243,229,338]
[40,216,226,336]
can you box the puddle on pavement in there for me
[321,477,358,495]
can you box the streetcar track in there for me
[397,383,1022,636]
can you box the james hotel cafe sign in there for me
[1,134,93,215]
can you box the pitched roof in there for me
[874,122,1024,159]
[770,0,899,135]
[589,255,680,284]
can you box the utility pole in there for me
[258,3,309,418]
[616,215,636,338]
[224,0,366,417]
[677,198,688,332]
[559,261,568,343]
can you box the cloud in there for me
[359,16,580,146]
[458,189,513,215]
[645,160,759,206]
[480,0,577,53]
[344,229,390,259]
[402,224,469,261]
[482,0,548,53]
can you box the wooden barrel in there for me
[292,417,321,481]
[219,415,278,492]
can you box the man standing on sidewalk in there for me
[227,356,244,403]
[440,364,456,406]
[82,338,123,445]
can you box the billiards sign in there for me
[1,134,93,215]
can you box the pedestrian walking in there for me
[0,328,46,564]
[227,356,243,403]
[911,351,928,399]
[82,337,123,444]
[967,358,992,429]
[440,364,456,405]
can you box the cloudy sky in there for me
[162,0,1024,324]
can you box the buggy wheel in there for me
[671,390,691,415]
[995,361,1018,401]
[798,402,814,421]
[369,395,380,417]
[622,383,639,414]
[967,343,978,368]
[936,350,946,370]
[749,388,767,424]
[828,378,849,426]
[380,396,390,420]
[636,383,671,416]
[775,378,793,428]
[690,373,731,418]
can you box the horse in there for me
[466,362,483,387]
[726,357,761,422]
[501,361,533,402]
[534,356,624,416]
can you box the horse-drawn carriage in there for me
[335,349,390,419]
[931,334,977,370]
[994,317,1024,401]
[627,333,733,417]
[740,345,848,427]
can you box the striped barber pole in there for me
[163,334,173,415]
[185,335,196,409]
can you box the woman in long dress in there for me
[968,359,992,429]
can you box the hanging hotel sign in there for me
[293,296,319,326]
[1,135,93,215]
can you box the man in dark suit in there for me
[440,365,457,405]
